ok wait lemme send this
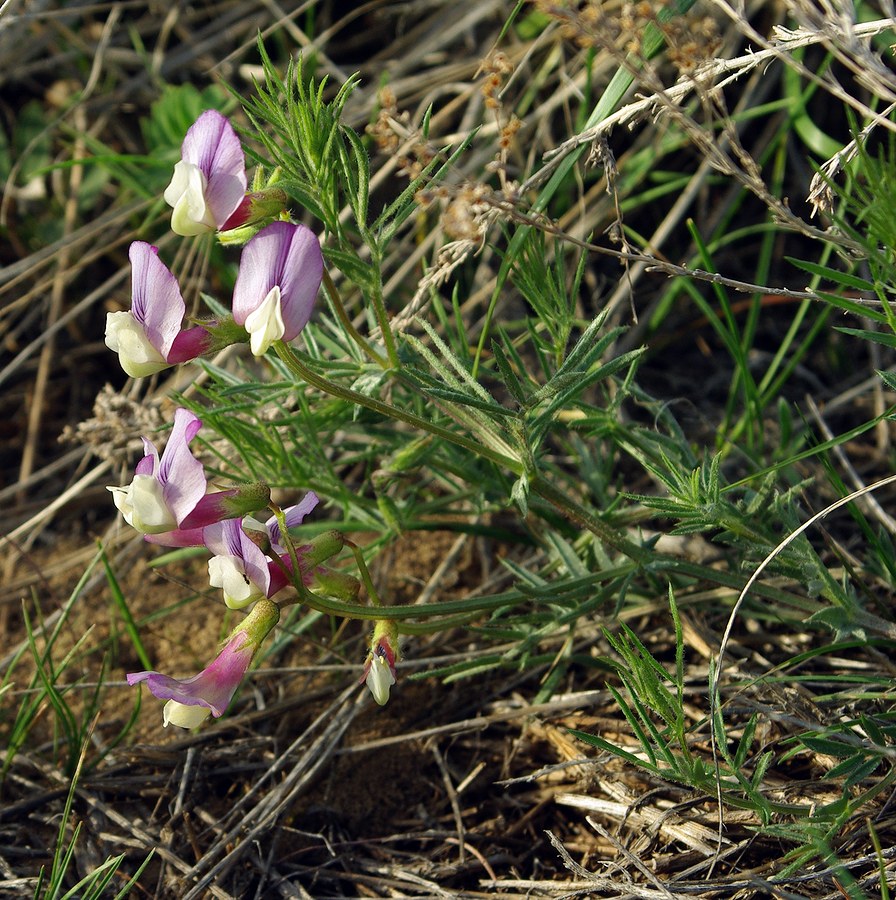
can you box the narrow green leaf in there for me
[492,340,529,404]
[102,546,151,671]
[800,735,855,758]
[786,257,876,292]
[569,729,660,773]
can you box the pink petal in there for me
[231,222,322,340]
[135,436,159,477]
[158,408,206,525]
[127,631,253,717]
[182,110,247,230]
[266,491,319,551]
[231,228,277,327]
[143,526,206,547]
[276,225,324,340]
[129,242,186,359]
[266,550,313,597]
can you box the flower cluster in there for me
[109,109,398,728]
[111,404,333,725]
[105,110,323,376]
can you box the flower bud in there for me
[310,567,361,603]
[360,621,400,706]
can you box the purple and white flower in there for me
[107,407,206,534]
[205,518,272,609]
[232,221,323,356]
[105,242,211,377]
[163,110,247,236]
[127,598,280,728]
[205,493,320,607]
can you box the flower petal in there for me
[117,474,178,533]
[360,629,399,706]
[165,161,216,235]
[144,526,206,547]
[208,555,266,609]
[104,311,168,377]
[276,224,324,341]
[364,654,396,705]
[266,491,320,552]
[244,285,285,356]
[126,631,253,717]
[126,599,280,727]
[181,110,247,229]
[231,222,322,342]
[231,225,279,327]
[157,408,206,525]
[128,242,186,359]
[204,518,272,602]
[163,701,211,729]
[135,437,158,476]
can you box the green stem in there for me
[297,563,636,634]
[369,282,400,369]
[396,611,490,635]
[292,563,639,623]
[297,584,551,622]
[322,269,389,368]
[347,540,383,608]
[277,350,834,625]
[531,477,650,563]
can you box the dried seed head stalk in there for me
[441,183,500,242]
[662,14,722,73]
[366,85,403,157]
[366,85,437,181]
[61,385,164,465]
[478,49,524,193]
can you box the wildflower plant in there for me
[4,0,896,890]
[106,44,896,878]
[108,47,526,726]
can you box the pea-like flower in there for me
[163,109,247,236]
[360,623,399,706]
[127,598,280,728]
[107,407,206,534]
[105,242,212,377]
[205,493,320,608]
[263,491,320,553]
[232,221,323,356]
[205,518,271,610]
